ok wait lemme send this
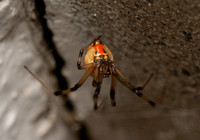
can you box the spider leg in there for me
[110,74,116,106]
[92,68,98,87]
[54,67,95,96]
[93,73,104,110]
[78,63,95,70]
[24,66,55,94]
[113,65,155,107]
[141,73,154,89]
[77,36,102,69]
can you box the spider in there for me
[24,36,155,110]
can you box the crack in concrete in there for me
[34,0,75,111]
[34,1,91,140]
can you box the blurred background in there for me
[0,0,200,140]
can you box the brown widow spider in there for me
[24,36,155,110]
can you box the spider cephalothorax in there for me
[25,36,155,110]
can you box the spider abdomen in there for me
[84,44,113,65]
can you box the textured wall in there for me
[0,0,200,140]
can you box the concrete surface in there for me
[0,0,200,140]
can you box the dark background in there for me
[0,0,200,140]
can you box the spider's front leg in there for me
[54,67,95,96]
[77,36,102,69]
[113,65,156,107]
[93,73,104,110]
[92,68,98,87]
[110,75,116,106]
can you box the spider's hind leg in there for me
[54,67,94,96]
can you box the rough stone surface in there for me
[0,0,72,140]
[1,0,200,140]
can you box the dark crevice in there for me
[34,0,74,111]
[34,1,91,140]
[34,0,66,89]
